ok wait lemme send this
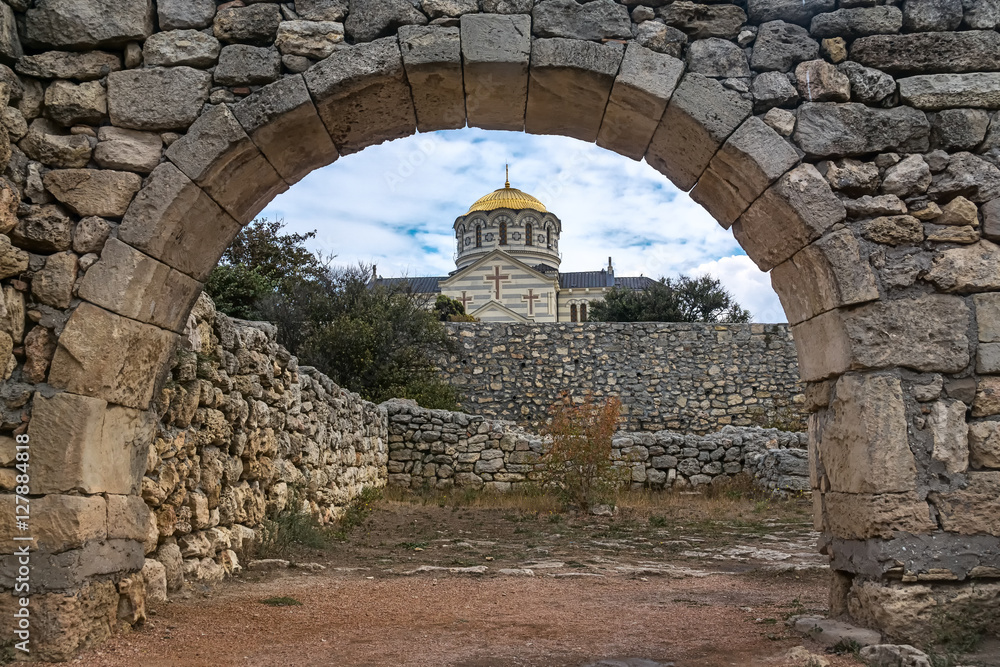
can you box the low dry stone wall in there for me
[384,399,807,492]
[140,293,387,598]
[435,322,805,434]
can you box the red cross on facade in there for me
[458,291,473,311]
[484,265,509,300]
[521,289,540,316]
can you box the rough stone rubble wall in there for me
[436,321,805,434]
[384,398,808,492]
[142,293,386,595]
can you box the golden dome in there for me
[466,181,547,214]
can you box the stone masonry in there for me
[385,398,808,492]
[142,293,386,599]
[436,321,805,433]
[0,0,996,657]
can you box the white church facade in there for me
[378,176,653,323]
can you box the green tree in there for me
[589,275,751,323]
[434,294,476,322]
[206,218,327,320]
[258,264,459,409]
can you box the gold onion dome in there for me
[466,171,547,214]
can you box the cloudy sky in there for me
[259,128,787,323]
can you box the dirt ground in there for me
[51,492,870,667]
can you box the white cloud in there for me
[690,255,785,323]
[259,128,785,321]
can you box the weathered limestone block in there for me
[232,75,339,185]
[345,0,427,43]
[0,235,27,279]
[633,20,686,59]
[924,223,979,244]
[969,421,1000,468]
[119,163,242,281]
[898,73,1000,111]
[43,169,142,218]
[532,0,632,41]
[597,44,684,161]
[213,4,282,46]
[143,29,221,68]
[795,60,850,103]
[815,374,917,494]
[770,228,878,325]
[748,0,834,26]
[31,250,77,309]
[686,37,749,79]
[72,215,111,254]
[15,50,121,81]
[646,73,751,191]
[422,0,478,19]
[690,116,800,227]
[861,215,924,245]
[837,61,896,106]
[24,0,154,49]
[752,71,799,114]
[928,399,969,474]
[975,377,1000,417]
[48,303,178,410]
[43,80,106,126]
[397,25,465,132]
[11,203,73,252]
[750,21,819,73]
[93,126,162,174]
[215,44,282,87]
[930,153,1000,202]
[809,6,903,38]
[165,104,287,223]
[0,3,20,63]
[925,240,1000,292]
[305,36,417,154]
[525,38,623,142]
[19,118,91,168]
[107,67,212,131]
[22,325,56,383]
[658,1,747,40]
[931,472,1000,535]
[28,391,153,494]
[141,558,168,603]
[158,0,216,31]
[275,20,345,60]
[116,573,146,624]
[733,163,845,272]
[851,31,1000,75]
[460,14,531,132]
[78,238,203,333]
[882,155,932,198]
[904,0,963,31]
[0,493,106,553]
[822,491,936,539]
[793,103,930,158]
[964,0,1000,29]
[792,295,970,381]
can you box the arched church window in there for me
[546,226,552,249]
[580,303,588,322]
[476,225,482,248]
[457,225,465,253]
[570,304,578,322]
[525,222,533,245]
[498,217,508,245]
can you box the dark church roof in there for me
[376,272,655,294]
[559,271,656,290]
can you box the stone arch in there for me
[1,0,999,658]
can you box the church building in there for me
[378,173,653,323]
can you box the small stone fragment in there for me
[30,250,77,308]
[763,108,796,136]
[936,196,979,227]
[882,155,932,198]
[862,215,925,245]
[796,60,850,103]
[72,215,112,254]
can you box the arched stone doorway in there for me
[1,0,998,658]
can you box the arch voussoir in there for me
[230,74,339,186]
[596,43,683,161]
[398,25,466,133]
[164,104,287,224]
[524,37,623,142]
[460,13,531,132]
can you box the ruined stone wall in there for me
[435,321,805,434]
[385,398,807,492]
[141,293,387,596]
